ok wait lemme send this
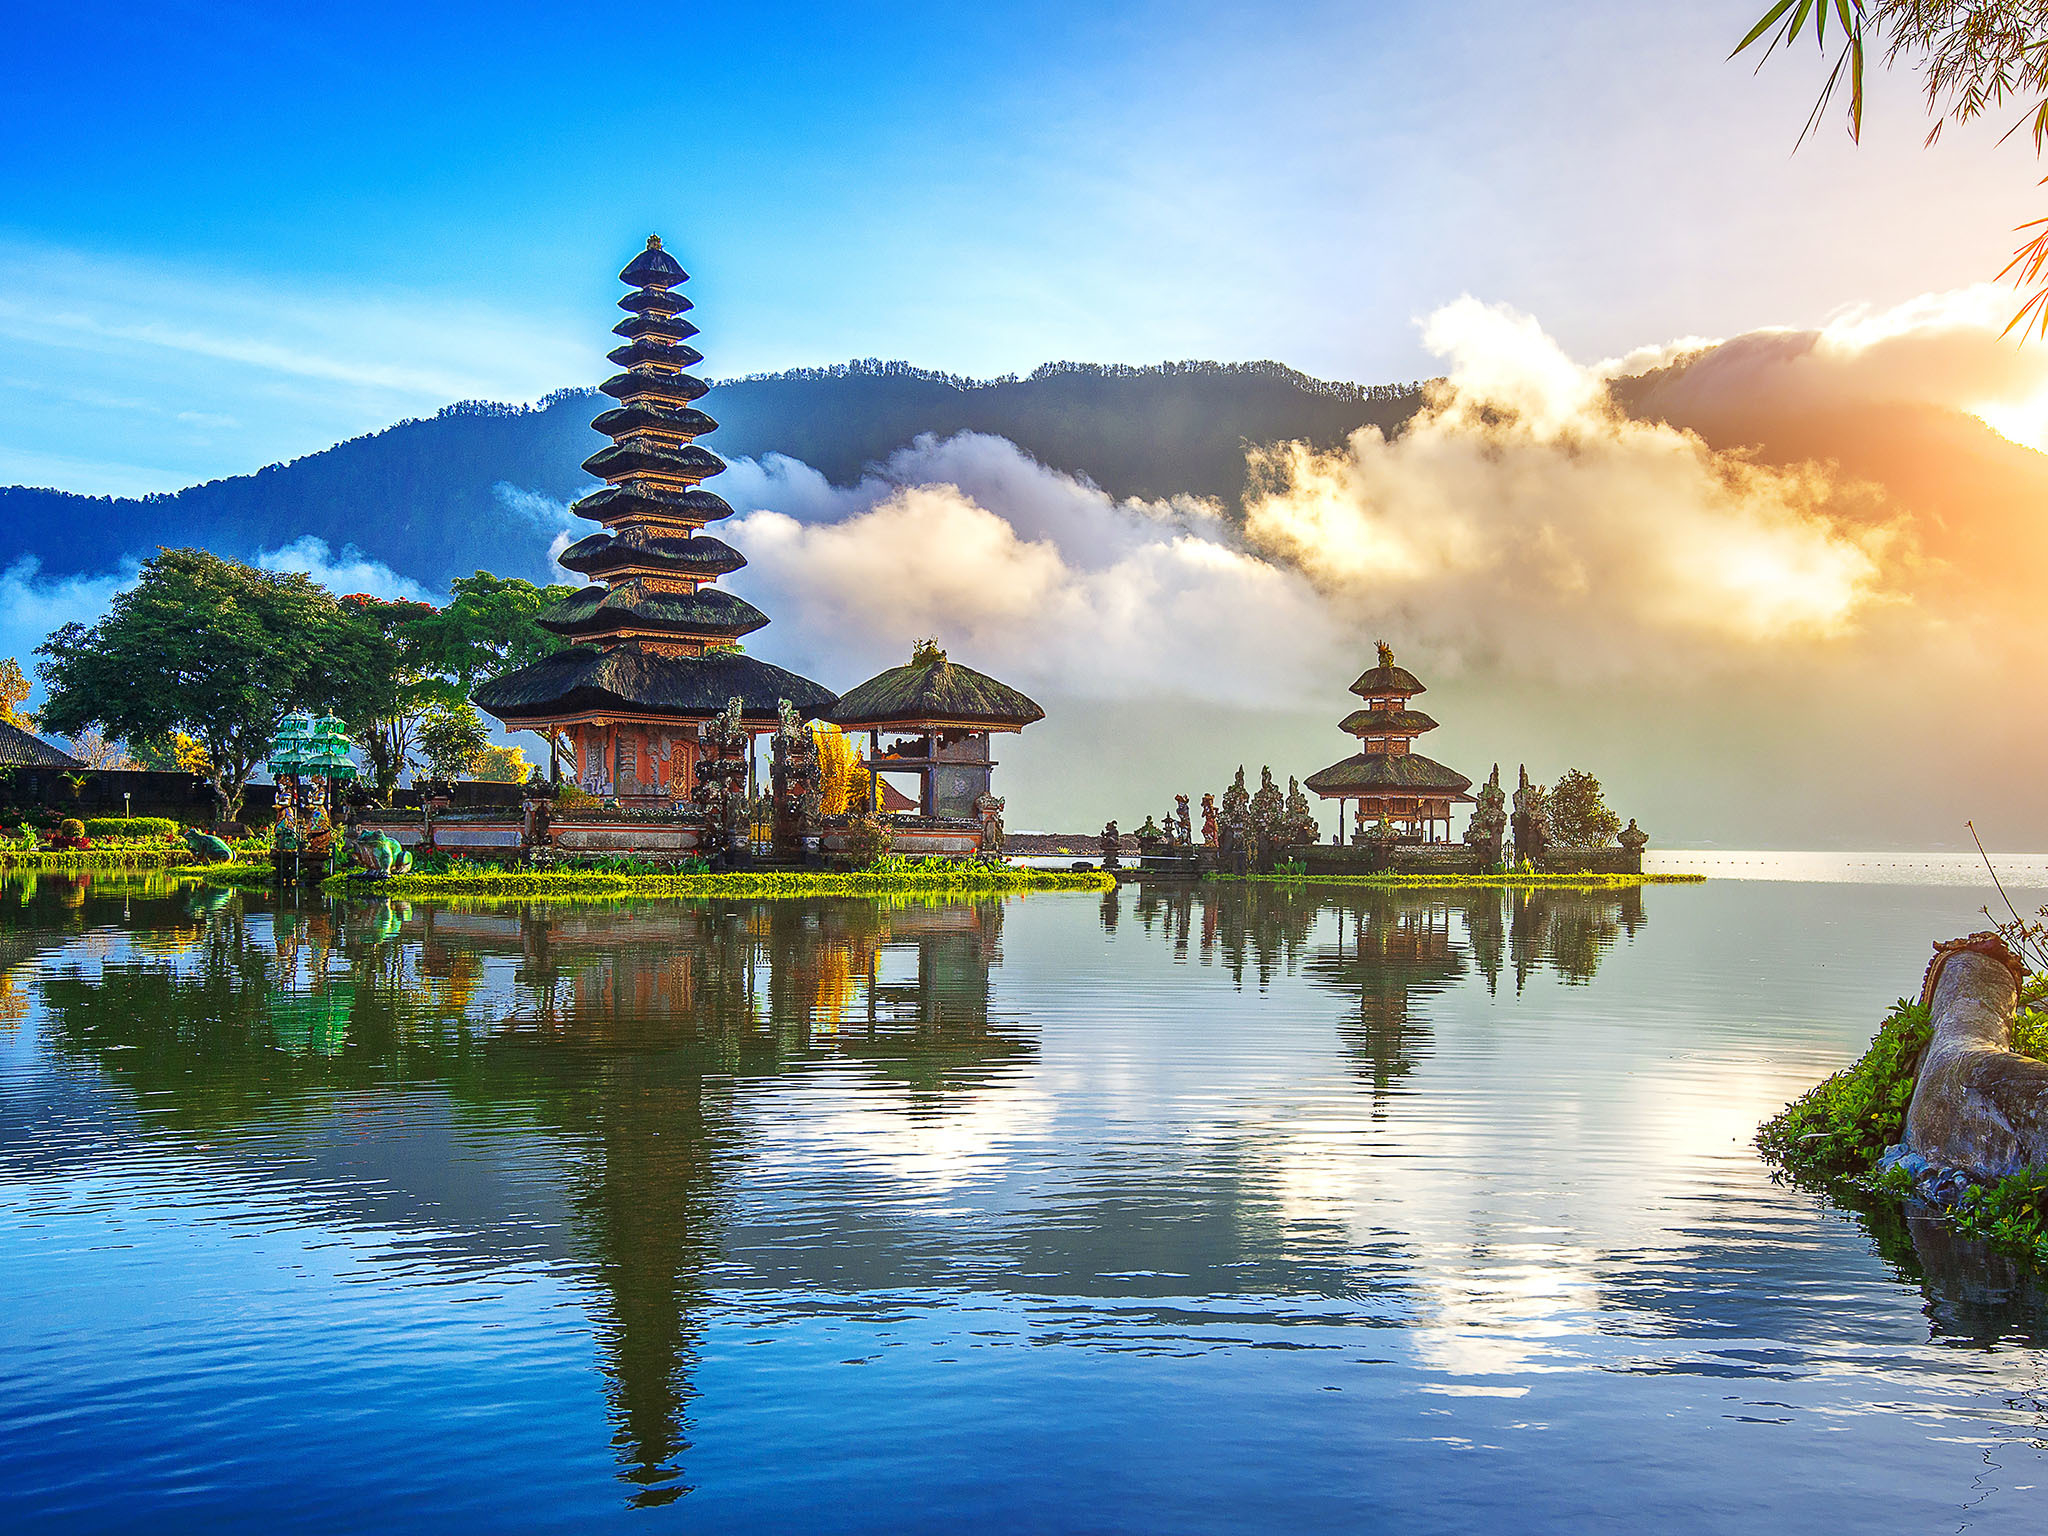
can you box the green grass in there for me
[0,848,193,870]
[322,864,1115,900]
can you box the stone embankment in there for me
[1877,937,2048,1196]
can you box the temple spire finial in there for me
[646,234,662,250]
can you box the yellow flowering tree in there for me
[812,723,871,815]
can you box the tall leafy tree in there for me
[339,594,457,801]
[38,549,393,820]
[0,658,35,730]
[410,572,576,693]
[418,702,492,783]
[1547,768,1623,849]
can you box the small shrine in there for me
[831,639,1043,830]
[1304,642,1473,844]
[474,236,836,801]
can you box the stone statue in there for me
[1222,766,1250,827]
[183,829,234,864]
[1617,818,1648,867]
[1174,794,1193,850]
[1099,820,1122,871]
[1200,793,1218,848]
[974,790,1006,856]
[350,827,412,878]
[1283,776,1319,847]
[1511,764,1550,866]
[1464,763,1508,865]
[1136,814,1164,850]
[1250,767,1284,838]
[692,696,752,859]
[770,699,824,854]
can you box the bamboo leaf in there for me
[1732,0,1798,58]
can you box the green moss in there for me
[1756,997,1931,1182]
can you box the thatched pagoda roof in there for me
[1348,663,1424,698]
[599,366,708,404]
[556,529,745,581]
[571,483,734,526]
[1304,752,1472,798]
[1338,708,1438,736]
[831,644,1044,731]
[580,441,726,484]
[615,286,692,317]
[606,338,706,371]
[589,402,718,440]
[475,643,836,725]
[619,236,688,288]
[0,721,83,767]
[611,312,700,343]
[537,583,769,641]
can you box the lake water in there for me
[3,864,2046,1533]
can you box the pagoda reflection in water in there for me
[24,886,1019,1506]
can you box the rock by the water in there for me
[1904,946,2048,1179]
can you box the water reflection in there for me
[17,883,1024,1504]
[3,874,2045,1526]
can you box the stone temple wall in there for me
[1534,846,1643,875]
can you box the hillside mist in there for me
[1,360,1422,588]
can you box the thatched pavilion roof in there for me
[475,643,837,724]
[1304,752,1472,798]
[831,643,1044,731]
[1338,708,1438,736]
[0,722,83,767]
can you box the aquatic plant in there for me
[1756,997,1933,1180]
[1759,982,2048,1265]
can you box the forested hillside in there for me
[2,360,1423,589]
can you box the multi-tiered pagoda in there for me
[475,237,836,801]
[1304,642,1472,844]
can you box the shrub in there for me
[1755,997,1932,1181]
[844,808,893,867]
[84,816,180,840]
[1548,769,1622,849]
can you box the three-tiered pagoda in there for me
[475,237,836,801]
[1304,642,1472,844]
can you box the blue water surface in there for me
[1,869,2044,1532]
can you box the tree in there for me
[0,657,34,730]
[418,702,491,783]
[37,549,394,821]
[65,727,137,770]
[408,572,576,693]
[811,723,870,814]
[339,594,457,801]
[473,742,530,783]
[133,732,211,775]
[1547,768,1623,849]
[1737,1,2048,332]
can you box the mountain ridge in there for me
[1,359,1425,589]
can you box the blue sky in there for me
[1,0,2038,494]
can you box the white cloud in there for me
[253,536,435,603]
[0,558,141,713]
[724,433,1341,708]
[491,483,582,581]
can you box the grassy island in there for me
[1758,983,2048,1266]
[321,860,1115,901]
